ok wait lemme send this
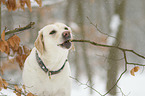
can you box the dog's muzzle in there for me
[58,31,72,49]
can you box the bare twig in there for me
[6,86,27,96]
[87,17,118,39]
[0,22,35,38]
[71,39,145,96]
[70,76,103,96]
[71,39,145,60]
[116,85,127,96]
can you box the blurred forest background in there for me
[1,0,145,96]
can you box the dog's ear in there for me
[34,31,44,55]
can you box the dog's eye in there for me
[64,27,68,30]
[49,30,56,35]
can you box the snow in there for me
[1,73,145,96]
[107,14,121,45]
[31,0,64,7]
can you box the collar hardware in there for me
[36,51,68,78]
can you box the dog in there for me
[22,23,73,96]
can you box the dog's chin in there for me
[58,40,72,49]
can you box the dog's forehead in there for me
[39,23,70,35]
[54,23,68,28]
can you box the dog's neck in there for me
[36,47,69,71]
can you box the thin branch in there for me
[71,39,145,61]
[103,51,128,96]
[71,39,145,96]
[87,17,118,40]
[70,76,103,96]
[0,22,35,38]
[6,86,27,96]
[116,85,127,96]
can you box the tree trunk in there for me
[106,0,126,95]
[75,0,93,93]
[0,7,1,31]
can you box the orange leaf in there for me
[0,68,4,75]
[16,55,23,70]
[130,66,140,76]
[3,80,8,89]
[25,0,32,12]
[0,76,3,88]
[19,0,26,11]
[27,92,35,96]
[0,40,6,52]
[16,92,21,96]
[130,68,135,76]
[22,54,27,62]
[23,46,31,55]
[134,66,139,72]
[0,40,9,54]
[1,30,5,41]
[17,46,23,55]
[6,0,17,11]
[3,41,10,54]
[35,0,42,7]
[12,35,20,46]
[14,85,22,93]
[8,35,20,51]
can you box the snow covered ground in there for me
[1,72,145,96]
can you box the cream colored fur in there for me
[22,23,72,96]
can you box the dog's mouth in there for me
[58,40,72,49]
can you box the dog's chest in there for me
[23,58,71,96]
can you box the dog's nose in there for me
[62,31,71,39]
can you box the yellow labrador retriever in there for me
[22,23,73,96]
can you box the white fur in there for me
[22,23,72,96]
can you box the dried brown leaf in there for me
[35,0,42,7]
[0,76,3,88]
[1,0,5,5]
[27,92,35,96]
[16,92,21,96]
[3,79,9,89]
[5,0,17,11]
[14,85,22,93]
[130,68,135,76]
[12,35,20,47]
[8,37,15,48]
[0,40,9,54]
[23,46,31,55]
[1,30,5,41]
[0,68,4,75]
[3,41,10,54]
[25,0,32,12]
[2,79,8,88]
[19,0,26,11]
[0,40,6,52]
[22,54,27,62]
[134,66,139,72]
[17,46,23,55]
[130,66,140,76]
[16,55,23,70]
[8,35,20,51]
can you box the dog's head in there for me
[34,23,73,55]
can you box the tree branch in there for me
[71,39,145,96]
[0,22,35,38]
[87,17,118,40]
[70,76,103,96]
